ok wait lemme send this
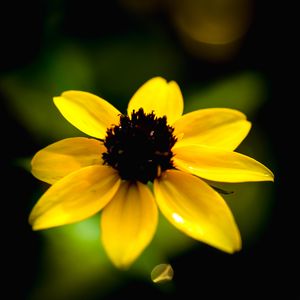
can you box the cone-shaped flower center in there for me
[102,108,177,183]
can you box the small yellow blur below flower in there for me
[151,264,174,283]
[29,77,274,269]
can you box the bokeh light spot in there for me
[151,264,174,283]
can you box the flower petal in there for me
[31,137,106,184]
[29,165,120,230]
[174,108,251,150]
[154,170,241,253]
[127,77,183,124]
[101,181,158,269]
[173,144,274,182]
[54,91,121,139]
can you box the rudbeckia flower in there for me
[29,77,274,269]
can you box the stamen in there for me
[102,108,177,183]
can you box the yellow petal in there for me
[31,137,106,184]
[29,165,120,230]
[154,170,241,253]
[54,91,121,139]
[174,108,251,150]
[173,144,274,182]
[101,181,158,269]
[127,77,183,124]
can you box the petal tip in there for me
[103,247,136,270]
[268,170,275,182]
[219,226,242,254]
[28,208,44,231]
[153,76,167,82]
[233,238,242,253]
[261,168,275,182]
[31,224,42,231]
[111,259,132,270]
[53,96,65,110]
[226,246,242,254]
[222,235,242,254]
[28,214,40,231]
[53,95,62,103]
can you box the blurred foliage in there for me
[185,72,267,115]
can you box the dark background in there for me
[1,1,292,299]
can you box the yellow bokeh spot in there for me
[151,264,174,283]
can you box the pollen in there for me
[102,108,177,183]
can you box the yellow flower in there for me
[29,77,274,269]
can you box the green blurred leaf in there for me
[0,43,95,141]
[42,44,96,94]
[1,77,79,141]
[30,217,121,300]
[185,72,267,116]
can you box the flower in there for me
[29,77,274,269]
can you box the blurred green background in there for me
[1,0,285,299]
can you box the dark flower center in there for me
[102,108,177,183]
